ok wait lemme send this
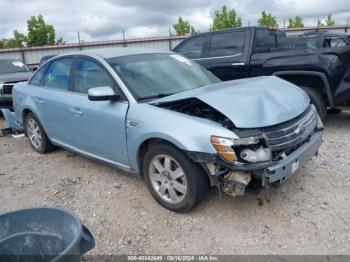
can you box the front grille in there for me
[262,106,317,152]
[2,84,14,95]
[1,80,24,95]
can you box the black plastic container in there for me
[0,207,95,262]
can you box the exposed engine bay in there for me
[156,98,235,130]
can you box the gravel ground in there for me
[0,112,350,256]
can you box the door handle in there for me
[34,98,44,105]
[70,108,83,116]
[232,62,246,67]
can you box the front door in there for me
[68,57,130,168]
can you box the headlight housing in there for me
[211,136,260,163]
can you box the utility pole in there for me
[168,26,172,51]
[122,29,126,47]
[346,16,349,33]
[78,32,82,50]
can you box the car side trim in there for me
[272,70,334,107]
[50,138,134,172]
[192,53,243,61]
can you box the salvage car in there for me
[0,58,33,109]
[11,48,323,212]
[173,26,350,119]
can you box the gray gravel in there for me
[0,112,350,255]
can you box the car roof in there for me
[57,47,171,59]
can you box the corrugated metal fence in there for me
[0,36,186,66]
[0,25,349,66]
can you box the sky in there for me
[0,0,350,43]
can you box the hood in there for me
[0,71,33,83]
[152,76,310,128]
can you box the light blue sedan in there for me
[12,48,323,212]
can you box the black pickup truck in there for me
[173,26,350,119]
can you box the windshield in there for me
[107,53,220,100]
[0,59,31,74]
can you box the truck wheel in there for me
[143,143,209,213]
[24,113,54,153]
[301,86,327,120]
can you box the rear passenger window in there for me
[74,59,114,94]
[44,58,73,91]
[175,35,206,59]
[29,64,49,86]
[255,29,276,49]
[208,31,244,57]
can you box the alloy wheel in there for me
[27,118,42,149]
[149,154,188,204]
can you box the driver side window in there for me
[74,58,114,94]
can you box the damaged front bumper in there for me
[189,131,323,197]
[261,131,322,186]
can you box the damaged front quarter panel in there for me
[137,77,322,199]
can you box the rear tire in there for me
[24,113,54,154]
[301,86,327,120]
[143,143,209,213]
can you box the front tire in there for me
[24,113,54,153]
[143,143,209,213]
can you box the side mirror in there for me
[88,86,120,101]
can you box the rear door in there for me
[31,57,76,145]
[197,29,249,80]
[68,57,130,167]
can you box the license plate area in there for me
[291,160,299,174]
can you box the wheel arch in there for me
[21,108,48,137]
[22,108,34,135]
[137,137,185,179]
[272,71,334,107]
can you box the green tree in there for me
[13,30,27,47]
[211,5,242,30]
[317,18,325,27]
[325,14,335,26]
[27,15,56,46]
[288,16,304,28]
[0,15,64,49]
[56,37,65,45]
[0,30,26,49]
[258,11,278,27]
[317,15,335,27]
[173,17,197,36]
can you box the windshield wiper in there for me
[138,92,174,101]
